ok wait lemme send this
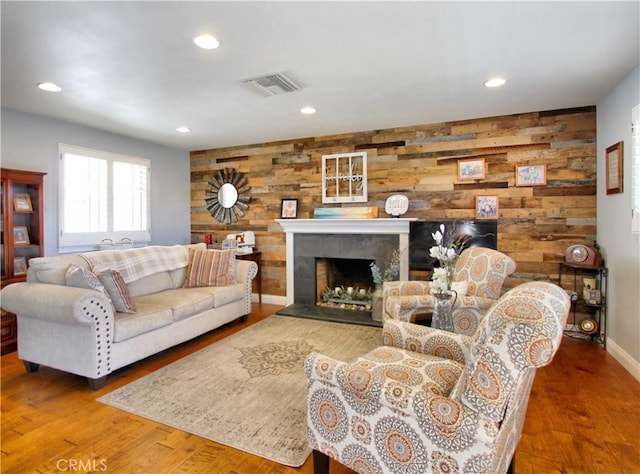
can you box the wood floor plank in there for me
[2,304,638,473]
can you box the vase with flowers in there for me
[369,248,400,321]
[428,224,469,331]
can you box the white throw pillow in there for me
[451,281,468,298]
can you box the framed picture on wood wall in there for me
[605,141,623,194]
[280,198,298,219]
[516,164,547,186]
[458,158,485,180]
[475,195,499,220]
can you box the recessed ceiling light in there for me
[301,106,316,115]
[193,34,220,50]
[176,126,191,133]
[483,78,506,88]
[37,81,62,92]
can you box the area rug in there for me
[97,315,381,467]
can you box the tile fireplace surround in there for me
[276,218,416,307]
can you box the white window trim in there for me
[632,104,639,234]
[58,144,151,252]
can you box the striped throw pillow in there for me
[183,248,236,288]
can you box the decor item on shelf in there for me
[579,317,599,335]
[384,194,409,217]
[13,257,26,275]
[99,238,133,250]
[205,168,250,224]
[226,231,255,254]
[565,243,604,268]
[313,206,378,219]
[321,151,367,203]
[13,226,29,245]
[13,193,33,212]
[280,198,298,218]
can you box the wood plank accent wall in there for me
[190,106,597,297]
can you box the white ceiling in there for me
[2,1,639,152]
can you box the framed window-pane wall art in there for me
[606,141,623,195]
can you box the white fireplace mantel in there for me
[276,218,416,305]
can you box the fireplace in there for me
[275,218,415,326]
[316,257,376,311]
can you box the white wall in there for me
[1,108,191,255]
[596,66,640,380]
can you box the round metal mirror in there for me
[205,168,251,224]
[218,183,238,208]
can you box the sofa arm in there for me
[0,282,114,325]
[234,259,258,285]
[382,319,472,364]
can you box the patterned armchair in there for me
[383,247,516,335]
[305,281,570,474]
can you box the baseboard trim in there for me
[251,293,287,305]
[607,338,640,382]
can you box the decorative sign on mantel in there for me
[322,152,367,203]
[314,207,378,219]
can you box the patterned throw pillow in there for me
[96,269,137,313]
[65,264,113,307]
[183,248,236,288]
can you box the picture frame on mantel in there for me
[280,198,298,219]
[605,141,623,195]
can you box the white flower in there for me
[429,267,449,292]
[428,223,469,294]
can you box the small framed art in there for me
[605,141,623,195]
[476,195,499,220]
[281,198,298,219]
[13,226,30,245]
[516,164,547,186]
[458,158,485,180]
[13,193,33,212]
[13,257,27,275]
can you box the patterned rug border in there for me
[98,315,381,467]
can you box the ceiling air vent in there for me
[242,72,302,97]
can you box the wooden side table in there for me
[1,308,18,355]
[236,251,262,303]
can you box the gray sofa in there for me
[0,243,257,389]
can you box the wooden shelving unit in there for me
[1,168,46,354]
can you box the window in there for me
[59,144,150,251]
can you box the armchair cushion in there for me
[382,319,472,364]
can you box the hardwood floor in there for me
[1,304,639,473]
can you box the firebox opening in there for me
[316,257,375,311]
